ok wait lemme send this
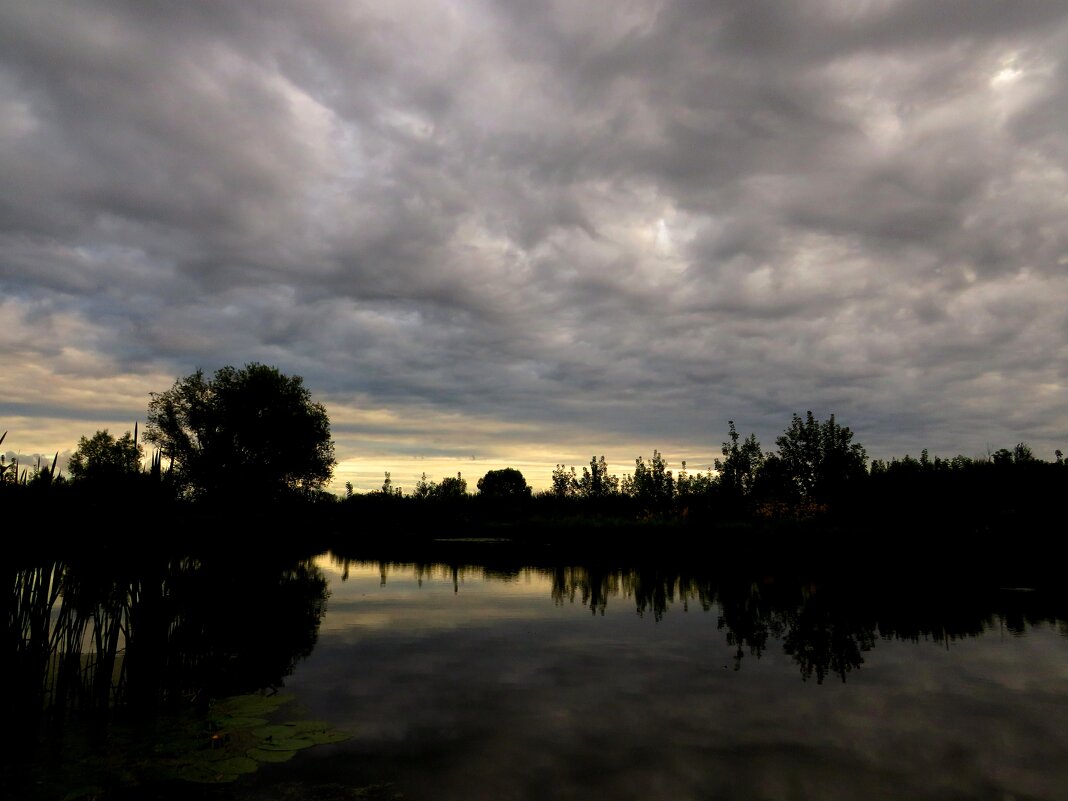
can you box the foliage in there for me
[715,421,764,501]
[750,453,794,504]
[577,456,619,498]
[413,472,434,500]
[1,431,61,489]
[992,442,1037,466]
[1,430,21,486]
[27,451,62,487]
[144,363,335,501]
[774,412,867,503]
[477,467,530,499]
[377,471,403,497]
[68,429,142,482]
[413,471,468,500]
[437,472,468,498]
[550,463,578,499]
[676,460,714,498]
[623,450,674,507]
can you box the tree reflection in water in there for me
[6,550,329,742]
[337,557,1068,685]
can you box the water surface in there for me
[264,557,1068,801]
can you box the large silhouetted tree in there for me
[477,468,531,499]
[144,364,335,502]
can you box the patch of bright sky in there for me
[987,51,1053,126]
[0,91,38,142]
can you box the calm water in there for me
[7,553,1068,800]
[262,556,1068,801]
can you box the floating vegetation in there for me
[30,691,352,797]
[151,692,352,785]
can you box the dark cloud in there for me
[3,1,1068,485]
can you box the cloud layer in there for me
[3,1,1067,488]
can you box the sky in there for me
[2,1,1067,492]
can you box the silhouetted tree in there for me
[377,471,402,497]
[577,456,619,498]
[414,472,468,500]
[144,363,335,502]
[68,429,142,482]
[624,450,674,508]
[715,421,763,505]
[550,463,578,499]
[676,461,714,498]
[775,412,866,504]
[436,472,468,498]
[751,453,794,507]
[992,448,1014,467]
[1012,442,1036,463]
[477,468,530,499]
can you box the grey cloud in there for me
[3,0,1068,473]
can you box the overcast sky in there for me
[3,1,1067,491]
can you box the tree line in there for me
[4,363,1065,547]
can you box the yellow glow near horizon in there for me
[1,342,716,494]
[1,404,715,496]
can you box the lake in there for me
[268,555,1068,801]
[7,551,1068,800]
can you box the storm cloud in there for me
[2,1,1067,488]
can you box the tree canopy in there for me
[68,429,142,482]
[144,364,335,501]
[775,411,867,503]
[715,421,764,503]
[477,467,531,499]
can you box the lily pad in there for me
[247,747,298,763]
[213,756,259,775]
[251,724,299,740]
[287,720,335,733]
[214,715,270,729]
[301,729,351,745]
[178,763,242,784]
[252,737,313,752]
[252,720,352,750]
[56,691,351,790]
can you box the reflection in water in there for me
[9,551,1068,800]
[6,553,329,736]
[294,556,1068,801]
[330,557,1068,683]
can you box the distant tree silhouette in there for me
[550,463,579,499]
[144,363,334,502]
[775,412,866,504]
[477,468,530,499]
[68,429,142,482]
[436,472,468,498]
[377,471,402,497]
[624,450,674,509]
[577,456,619,498]
[715,421,764,506]
[413,471,468,500]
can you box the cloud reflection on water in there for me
[278,558,1068,801]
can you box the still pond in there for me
[7,552,1068,800]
